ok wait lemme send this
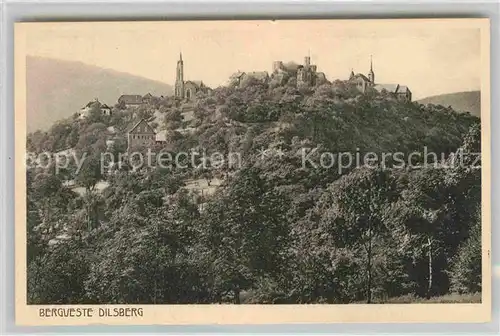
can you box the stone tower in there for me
[304,55,311,68]
[297,54,316,87]
[175,52,185,98]
[368,55,375,84]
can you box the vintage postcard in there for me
[15,19,491,325]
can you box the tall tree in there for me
[202,166,290,303]
[317,167,398,303]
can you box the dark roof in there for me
[372,84,411,95]
[230,71,245,79]
[143,93,154,98]
[374,84,412,94]
[353,73,370,82]
[101,104,111,109]
[118,95,143,104]
[128,119,156,134]
[83,99,100,108]
[185,80,205,88]
[373,84,399,93]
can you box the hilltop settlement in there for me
[26,51,481,306]
[77,54,412,152]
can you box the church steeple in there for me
[175,52,185,98]
[368,55,375,84]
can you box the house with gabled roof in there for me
[78,98,113,119]
[100,104,112,116]
[142,93,155,104]
[118,94,144,108]
[127,119,156,151]
[229,71,246,87]
[373,84,412,102]
[127,118,168,151]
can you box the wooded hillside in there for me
[26,78,482,304]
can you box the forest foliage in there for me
[26,79,482,304]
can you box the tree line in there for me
[26,79,482,304]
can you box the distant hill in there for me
[417,91,480,117]
[27,56,172,132]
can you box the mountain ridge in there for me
[417,91,480,117]
[27,56,173,132]
[27,56,480,132]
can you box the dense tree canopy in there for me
[26,79,482,304]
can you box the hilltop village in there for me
[27,50,482,306]
[78,53,412,151]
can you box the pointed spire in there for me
[368,55,375,84]
[179,52,183,61]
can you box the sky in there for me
[21,19,486,100]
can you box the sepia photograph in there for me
[14,18,490,325]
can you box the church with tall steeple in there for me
[174,52,210,101]
[349,58,374,93]
[349,56,412,102]
[174,52,185,98]
[368,55,375,84]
